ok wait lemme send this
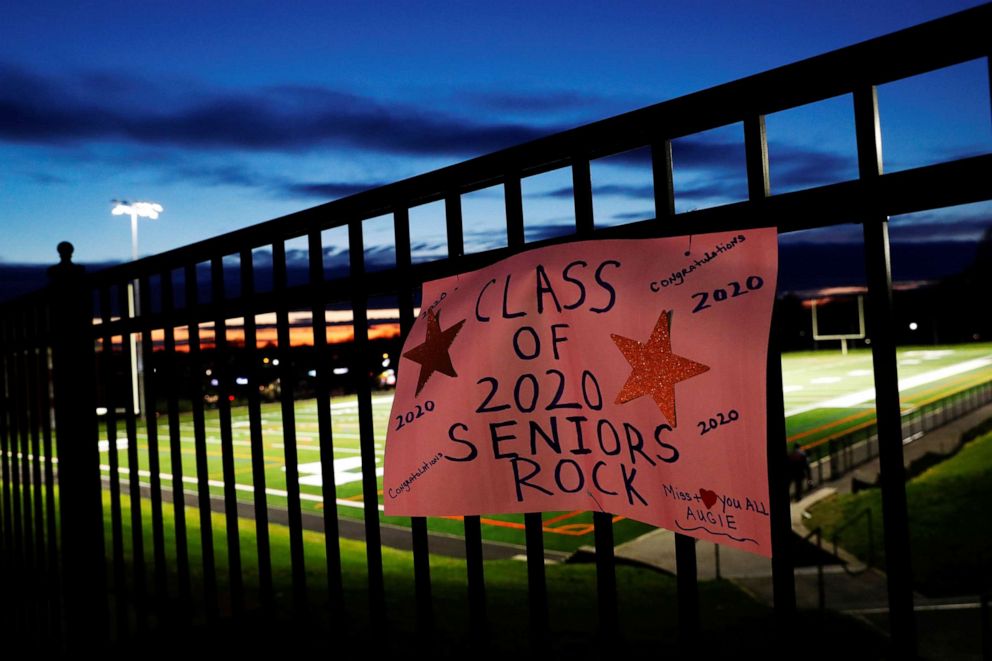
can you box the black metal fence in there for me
[2,6,991,656]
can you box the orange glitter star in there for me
[611,309,709,427]
[403,309,466,396]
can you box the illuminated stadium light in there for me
[112,200,163,261]
[112,200,163,219]
[111,199,163,418]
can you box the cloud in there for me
[610,210,655,222]
[24,171,70,184]
[281,180,384,199]
[671,137,745,170]
[676,179,746,202]
[523,221,577,243]
[0,65,562,157]
[768,144,855,187]
[538,183,655,200]
[157,160,388,200]
[460,90,628,115]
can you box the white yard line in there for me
[99,464,386,511]
[785,355,992,417]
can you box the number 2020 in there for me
[691,275,764,313]
[394,400,435,430]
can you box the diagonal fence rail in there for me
[1,5,991,655]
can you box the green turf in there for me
[805,428,992,597]
[91,342,992,551]
[101,482,885,656]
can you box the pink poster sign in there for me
[384,228,778,556]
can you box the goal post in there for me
[811,295,865,355]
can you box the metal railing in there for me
[804,379,992,486]
[1,5,991,655]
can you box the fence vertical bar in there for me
[5,315,25,635]
[393,206,433,631]
[0,328,13,627]
[271,240,308,614]
[27,310,48,636]
[593,511,618,638]
[138,276,168,609]
[522,509,549,646]
[307,230,345,616]
[464,514,487,637]
[184,263,219,623]
[38,306,60,640]
[765,299,796,613]
[15,309,40,632]
[160,270,192,620]
[347,219,386,622]
[575,153,619,638]
[653,138,703,636]
[210,256,244,616]
[48,244,107,649]
[855,84,917,658]
[4,315,25,628]
[504,170,552,646]
[505,173,525,248]
[746,113,797,616]
[117,284,148,631]
[573,156,595,235]
[7,316,28,633]
[239,250,274,613]
[99,286,130,638]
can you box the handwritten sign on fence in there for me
[383,228,778,556]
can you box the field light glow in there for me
[112,201,164,219]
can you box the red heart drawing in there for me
[699,489,718,509]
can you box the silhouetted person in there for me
[787,444,812,502]
[47,241,85,281]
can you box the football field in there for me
[100,342,992,552]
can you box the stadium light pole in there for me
[112,200,163,417]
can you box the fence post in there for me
[855,85,917,657]
[47,242,107,648]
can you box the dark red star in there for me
[403,309,466,396]
[611,309,709,427]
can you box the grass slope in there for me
[806,429,992,597]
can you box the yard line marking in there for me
[100,467,386,511]
[903,350,954,360]
[98,439,129,451]
[785,355,992,417]
[288,458,384,487]
[326,395,395,412]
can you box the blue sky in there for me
[1,0,990,268]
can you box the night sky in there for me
[1,0,990,287]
